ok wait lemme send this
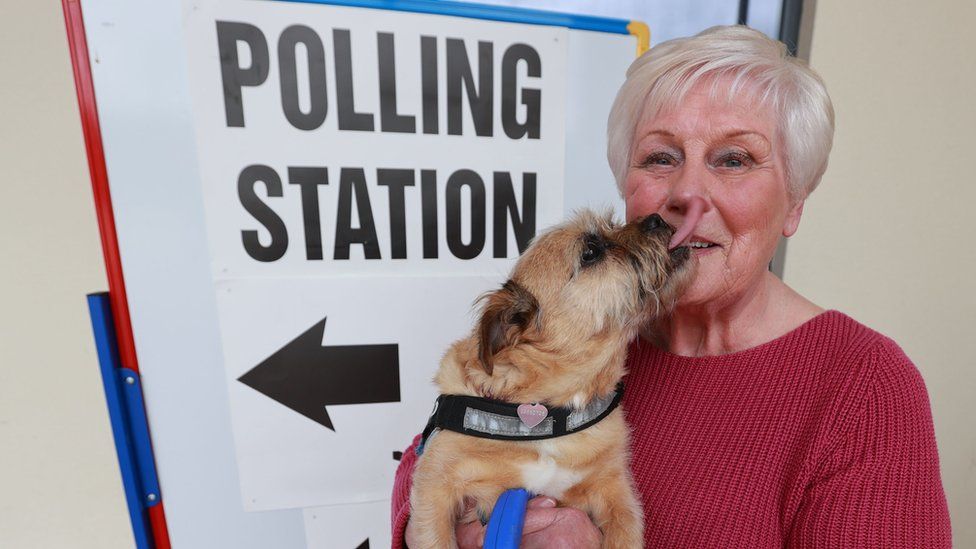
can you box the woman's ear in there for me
[782,199,805,237]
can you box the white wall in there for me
[786,0,976,543]
[0,1,132,547]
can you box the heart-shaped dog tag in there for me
[517,403,548,428]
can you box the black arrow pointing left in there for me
[238,317,400,431]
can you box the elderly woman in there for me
[391,25,951,547]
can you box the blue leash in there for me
[483,489,531,549]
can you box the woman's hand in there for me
[452,496,602,549]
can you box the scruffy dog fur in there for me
[408,210,692,548]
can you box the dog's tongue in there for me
[668,197,706,250]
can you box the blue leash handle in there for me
[483,488,531,549]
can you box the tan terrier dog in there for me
[408,210,692,548]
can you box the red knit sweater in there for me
[390,311,952,547]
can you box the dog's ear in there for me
[477,280,539,375]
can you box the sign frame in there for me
[64,0,646,546]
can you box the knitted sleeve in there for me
[390,434,422,549]
[787,339,952,547]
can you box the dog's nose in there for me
[641,214,669,233]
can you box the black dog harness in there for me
[416,385,624,455]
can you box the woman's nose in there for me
[664,163,711,217]
[660,164,711,248]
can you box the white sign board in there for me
[81,0,634,544]
[183,0,567,511]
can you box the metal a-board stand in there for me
[63,0,172,546]
[62,0,653,545]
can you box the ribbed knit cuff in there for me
[390,434,422,549]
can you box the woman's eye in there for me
[716,152,752,169]
[642,152,677,167]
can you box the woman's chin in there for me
[675,274,729,311]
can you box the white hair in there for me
[607,25,834,201]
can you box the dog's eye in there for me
[580,238,605,267]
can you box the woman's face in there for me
[624,81,804,310]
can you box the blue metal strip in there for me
[87,293,154,549]
[119,368,162,506]
[272,0,632,34]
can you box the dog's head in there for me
[440,210,692,406]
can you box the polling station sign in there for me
[188,0,566,278]
[183,0,568,510]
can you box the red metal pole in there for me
[62,1,172,547]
